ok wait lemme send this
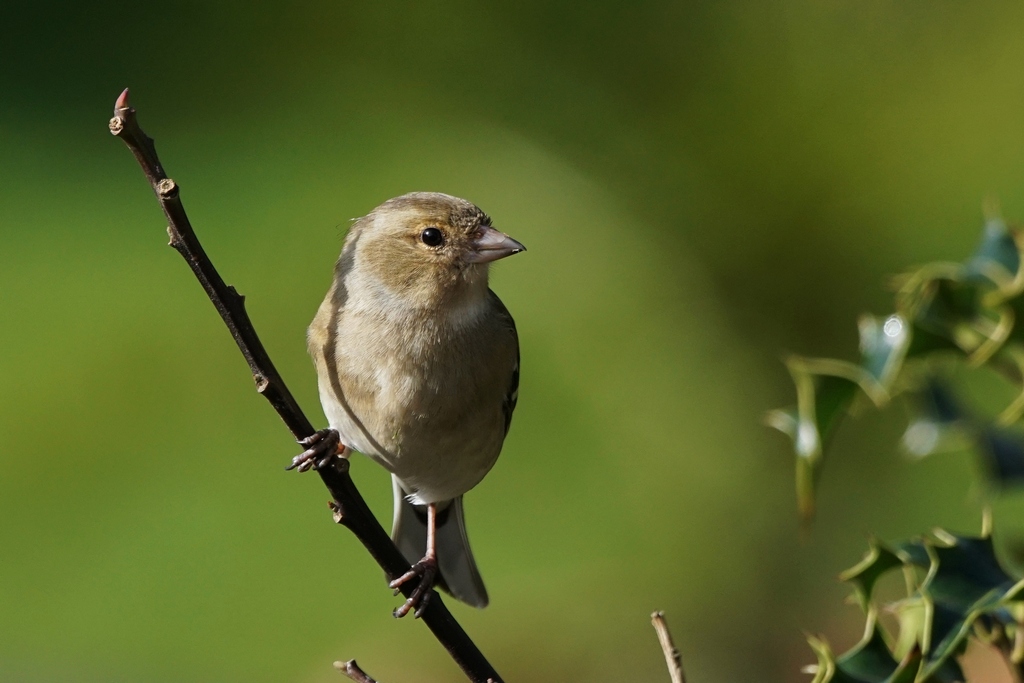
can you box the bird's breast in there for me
[315,308,507,502]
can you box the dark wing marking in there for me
[489,289,519,436]
[504,351,519,436]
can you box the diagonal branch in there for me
[108,89,503,683]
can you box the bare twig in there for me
[651,611,687,683]
[335,660,380,683]
[109,89,503,683]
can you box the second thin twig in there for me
[652,611,687,683]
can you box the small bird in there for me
[293,192,524,618]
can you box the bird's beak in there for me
[466,226,527,264]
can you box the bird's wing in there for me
[488,289,519,436]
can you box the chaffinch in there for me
[294,192,524,617]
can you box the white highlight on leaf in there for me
[883,315,904,338]
[797,421,819,457]
[903,420,939,457]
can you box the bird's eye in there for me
[420,227,444,247]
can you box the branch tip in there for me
[115,88,131,111]
[335,659,379,683]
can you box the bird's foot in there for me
[287,428,343,472]
[389,555,438,618]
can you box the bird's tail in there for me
[391,475,489,608]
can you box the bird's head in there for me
[344,192,525,310]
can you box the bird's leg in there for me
[390,502,439,618]
[287,428,345,472]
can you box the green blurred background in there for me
[4,2,1024,681]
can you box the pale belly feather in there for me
[318,314,507,505]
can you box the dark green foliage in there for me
[806,525,1024,682]
[767,216,1024,680]
[767,216,1024,519]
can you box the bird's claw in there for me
[389,556,438,618]
[287,428,342,471]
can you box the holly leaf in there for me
[859,314,911,394]
[901,381,969,458]
[765,358,865,519]
[975,424,1024,486]
[834,619,900,682]
[805,617,927,683]
[964,216,1020,290]
[770,219,1024,518]
[840,539,905,610]
[911,276,1011,363]
[927,532,1017,611]
[825,529,1023,683]
[914,530,1024,678]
